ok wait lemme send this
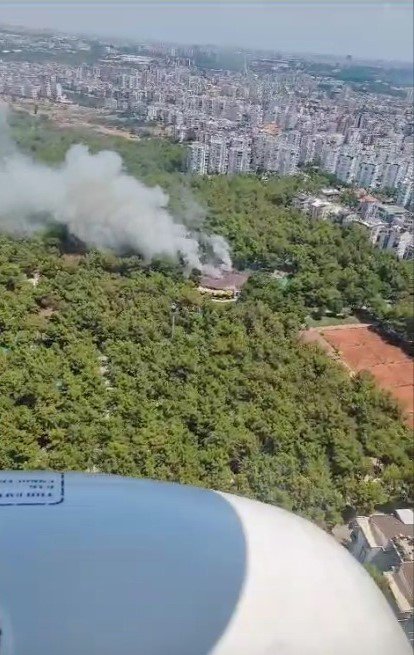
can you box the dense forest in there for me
[0,112,413,526]
[11,111,413,339]
[194,175,414,341]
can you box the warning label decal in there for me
[0,472,64,505]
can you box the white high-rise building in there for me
[313,134,326,160]
[277,144,299,176]
[252,134,280,172]
[249,105,263,128]
[201,96,212,115]
[396,232,414,259]
[299,135,318,165]
[188,142,209,175]
[285,130,301,147]
[380,162,401,190]
[321,146,340,174]
[227,139,251,174]
[211,97,224,118]
[345,127,362,146]
[378,227,414,259]
[336,153,359,184]
[54,83,63,100]
[252,134,267,171]
[356,161,381,189]
[208,137,228,174]
[397,178,413,208]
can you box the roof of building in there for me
[377,203,407,214]
[394,562,414,608]
[199,271,250,291]
[372,514,414,544]
[355,512,414,550]
[354,216,385,228]
[395,509,414,526]
[386,561,414,613]
[321,187,340,196]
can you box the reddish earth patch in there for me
[318,325,414,428]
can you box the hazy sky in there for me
[0,2,413,62]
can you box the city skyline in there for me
[1,21,412,232]
[0,2,413,63]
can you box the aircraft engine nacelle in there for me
[0,472,410,655]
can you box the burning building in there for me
[198,271,250,300]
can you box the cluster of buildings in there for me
[0,60,66,103]
[0,27,93,58]
[182,75,413,210]
[1,27,412,209]
[349,508,414,644]
[294,187,414,259]
[188,122,413,210]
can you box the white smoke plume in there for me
[0,106,231,273]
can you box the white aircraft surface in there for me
[0,472,410,654]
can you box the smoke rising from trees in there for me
[0,106,231,273]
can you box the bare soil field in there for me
[11,99,140,141]
[302,324,414,427]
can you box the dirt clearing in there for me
[302,324,413,427]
